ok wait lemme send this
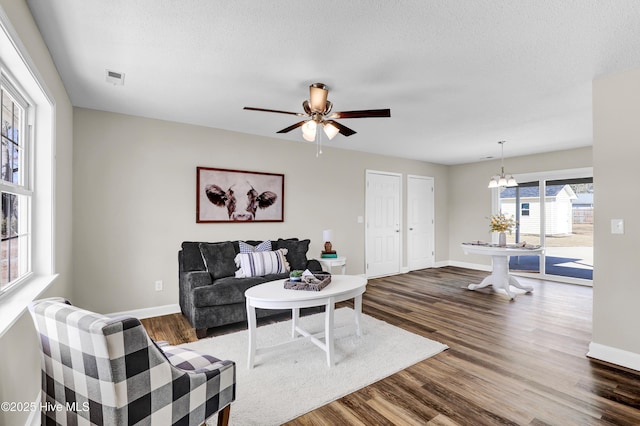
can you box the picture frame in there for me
[196,167,284,223]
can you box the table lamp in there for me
[322,229,335,254]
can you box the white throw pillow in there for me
[235,248,290,278]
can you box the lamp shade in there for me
[302,120,317,134]
[302,120,317,141]
[323,122,339,140]
[322,229,333,242]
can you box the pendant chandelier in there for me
[488,141,518,188]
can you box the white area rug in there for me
[182,307,448,425]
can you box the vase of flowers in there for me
[489,214,516,247]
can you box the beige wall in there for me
[448,146,592,267]
[72,108,449,313]
[0,1,74,425]
[592,69,640,360]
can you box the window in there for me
[521,202,530,216]
[0,13,56,338]
[0,77,31,294]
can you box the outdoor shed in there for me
[500,184,577,236]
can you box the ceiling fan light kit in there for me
[488,141,518,188]
[244,82,391,155]
[302,121,317,141]
[323,121,340,140]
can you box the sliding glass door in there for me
[495,172,593,283]
[542,178,593,280]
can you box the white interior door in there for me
[366,171,401,277]
[407,175,435,270]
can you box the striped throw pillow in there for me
[234,248,290,278]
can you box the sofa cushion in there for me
[275,238,310,271]
[234,248,289,278]
[273,238,299,247]
[181,242,206,271]
[199,242,237,279]
[192,273,289,307]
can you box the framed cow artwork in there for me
[196,167,284,223]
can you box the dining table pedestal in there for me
[461,243,544,300]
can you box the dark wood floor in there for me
[142,267,640,425]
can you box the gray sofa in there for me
[179,238,322,338]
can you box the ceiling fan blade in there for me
[328,109,391,119]
[276,120,307,134]
[244,106,306,117]
[325,120,357,137]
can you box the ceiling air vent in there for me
[105,69,125,86]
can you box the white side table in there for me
[318,256,347,274]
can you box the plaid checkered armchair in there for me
[28,298,236,426]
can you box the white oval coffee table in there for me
[245,274,367,368]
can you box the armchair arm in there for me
[179,271,213,327]
[161,345,235,373]
[151,340,236,422]
[183,271,213,289]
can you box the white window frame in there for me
[0,7,57,338]
[0,71,34,295]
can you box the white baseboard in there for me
[107,304,181,319]
[587,342,640,372]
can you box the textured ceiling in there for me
[26,0,640,164]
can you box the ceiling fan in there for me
[243,83,391,142]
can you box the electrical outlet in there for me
[155,280,163,291]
